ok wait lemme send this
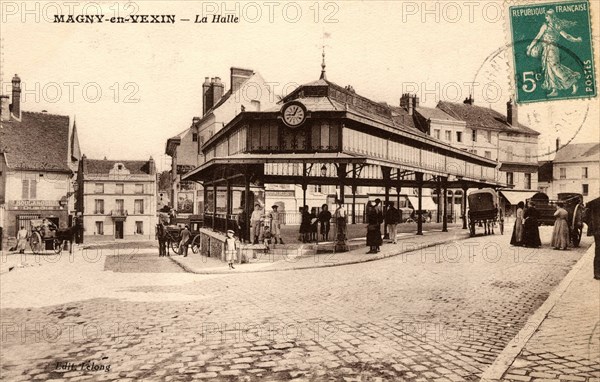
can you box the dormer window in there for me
[117,164,123,170]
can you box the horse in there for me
[54,225,79,254]
[156,223,168,256]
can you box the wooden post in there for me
[351,185,357,224]
[436,179,442,223]
[244,174,251,242]
[212,183,217,231]
[462,185,468,229]
[416,172,423,236]
[225,179,231,232]
[442,177,448,232]
[382,166,391,239]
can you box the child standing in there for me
[225,230,238,269]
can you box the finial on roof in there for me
[320,45,327,80]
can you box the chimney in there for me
[230,67,254,93]
[212,77,224,107]
[0,95,9,121]
[11,74,21,119]
[556,137,561,151]
[506,98,518,125]
[202,77,212,116]
[463,95,474,105]
[149,156,156,175]
[407,96,414,116]
[413,95,420,108]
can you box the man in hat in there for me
[584,197,600,279]
[179,225,191,257]
[268,204,283,244]
[250,203,263,244]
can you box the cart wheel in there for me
[499,220,504,235]
[170,240,180,255]
[572,226,582,247]
[29,232,43,254]
[191,235,201,254]
[53,239,63,254]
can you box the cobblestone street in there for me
[0,228,596,382]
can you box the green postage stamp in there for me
[509,0,597,103]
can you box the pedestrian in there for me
[551,202,570,250]
[250,203,263,244]
[510,201,525,246]
[179,225,191,257]
[268,205,283,244]
[318,204,332,241]
[300,205,311,243]
[522,201,542,248]
[310,207,319,242]
[385,201,400,244]
[225,229,238,269]
[236,207,247,243]
[366,201,383,253]
[334,199,348,251]
[16,225,28,254]
[583,197,600,279]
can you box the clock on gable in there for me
[281,101,307,128]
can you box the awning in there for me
[408,196,438,211]
[499,190,537,205]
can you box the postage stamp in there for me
[508,0,597,103]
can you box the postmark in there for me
[508,0,597,103]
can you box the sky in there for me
[1,0,599,171]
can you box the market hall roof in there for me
[0,111,72,173]
[436,101,540,135]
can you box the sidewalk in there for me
[169,227,470,274]
[483,244,600,382]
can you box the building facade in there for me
[0,75,80,248]
[76,156,157,240]
[549,143,600,202]
[166,67,277,216]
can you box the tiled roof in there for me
[437,101,540,135]
[415,106,459,122]
[554,143,600,163]
[0,111,72,172]
[83,158,152,175]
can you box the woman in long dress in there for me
[366,202,383,254]
[551,202,570,250]
[527,9,583,97]
[510,201,525,246]
[522,201,542,248]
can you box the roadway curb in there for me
[480,244,595,381]
[167,232,469,275]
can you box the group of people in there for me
[510,199,577,250]
[299,204,332,243]
[366,199,401,254]
[248,204,283,247]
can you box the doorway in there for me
[115,221,124,239]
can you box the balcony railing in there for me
[110,209,128,220]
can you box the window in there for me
[524,173,532,190]
[559,168,566,179]
[486,131,492,143]
[434,129,441,139]
[135,221,144,235]
[445,131,452,142]
[192,133,198,142]
[95,183,104,193]
[456,131,462,142]
[94,199,105,214]
[583,184,589,196]
[311,121,339,151]
[251,100,261,111]
[484,151,492,159]
[95,221,104,235]
[134,199,144,214]
[506,172,514,186]
[115,183,124,194]
[506,146,514,161]
[21,179,37,199]
[115,199,124,214]
[313,185,322,193]
[471,129,477,142]
[135,184,144,194]
[582,167,588,179]
[117,164,123,170]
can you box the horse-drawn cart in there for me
[28,219,73,254]
[528,192,585,247]
[468,189,504,237]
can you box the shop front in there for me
[6,200,69,238]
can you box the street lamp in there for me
[320,164,327,177]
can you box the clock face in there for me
[282,103,306,127]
